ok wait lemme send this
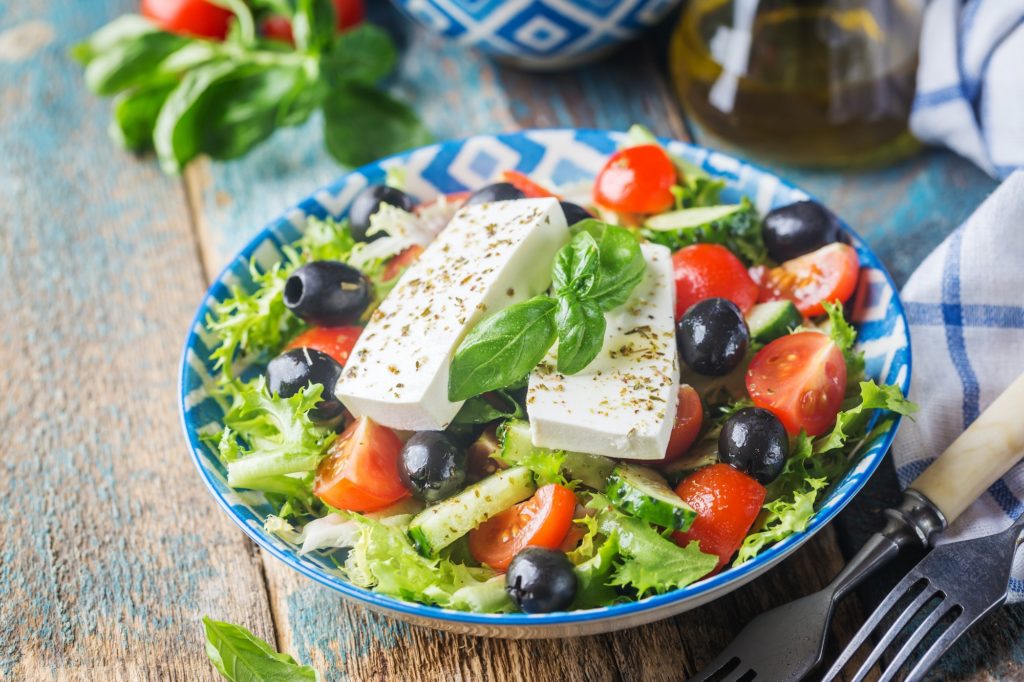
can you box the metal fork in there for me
[822,513,1024,682]
[689,372,1024,682]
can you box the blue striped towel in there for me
[893,171,1024,599]
[911,0,1024,179]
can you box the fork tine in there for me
[687,655,740,682]
[821,576,930,681]
[877,602,959,682]
[717,665,754,682]
[903,612,970,682]
[848,586,941,682]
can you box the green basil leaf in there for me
[82,29,189,96]
[555,295,606,375]
[109,82,175,150]
[203,617,318,681]
[573,220,646,312]
[322,82,431,167]
[71,14,158,64]
[292,0,336,52]
[552,230,599,298]
[448,296,558,402]
[452,390,527,425]
[320,25,398,87]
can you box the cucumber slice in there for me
[499,420,615,490]
[606,464,697,532]
[745,300,802,343]
[644,204,743,231]
[407,467,535,556]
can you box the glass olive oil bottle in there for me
[671,0,924,166]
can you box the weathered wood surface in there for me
[1,0,1012,680]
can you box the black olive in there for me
[348,184,417,242]
[284,261,371,326]
[464,182,526,206]
[506,547,577,614]
[763,200,841,262]
[399,432,467,503]
[676,298,749,376]
[560,201,593,227]
[266,348,344,425]
[719,408,789,484]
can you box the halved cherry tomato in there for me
[757,243,860,317]
[468,484,576,571]
[262,0,365,43]
[141,0,233,39]
[286,326,361,366]
[672,244,759,319]
[314,417,409,512]
[672,463,766,572]
[593,144,677,214]
[501,170,559,199]
[382,245,423,281]
[745,331,847,436]
[654,385,704,466]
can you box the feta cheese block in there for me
[527,242,680,460]
[337,198,570,431]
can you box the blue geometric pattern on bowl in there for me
[179,129,911,638]
[390,0,683,69]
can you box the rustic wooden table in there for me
[2,2,1019,680]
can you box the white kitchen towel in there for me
[893,171,1024,599]
[911,0,1024,179]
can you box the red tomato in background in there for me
[745,331,847,436]
[654,385,704,466]
[314,417,409,512]
[672,463,766,572]
[757,243,860,317]
[469,484,576,570]
[141,0,233,39]
[262,0,366,43]
[382,245,424,281]
[286,326,361,366]
[501,170,559,199]
[672,244,759,319]
[593,145,677,214]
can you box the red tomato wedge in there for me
[382,245,423,281]
[745,331,847,436]
[672,244,759,318]
[262,0,365,43]
[501,170,559,199]
[757,243,860,317]
[468,484,576,571]
[672,464,766,572]
[654,385,704,466]
[286,326,361,366]
[593,144,677,214]
[141,0,233,39]
[314,418,409,512]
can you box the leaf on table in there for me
[83,30,190,96]
[292,0,337,52]
[322,82,432,168]
[320,24,397,87]
[202,617,318,682]
[71,14,159,64]
[109,82,175,151]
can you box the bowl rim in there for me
[178,127,912,627]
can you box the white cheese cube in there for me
[527,242,680,460]
[337,198,570,431]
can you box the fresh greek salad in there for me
[204,126,914,615]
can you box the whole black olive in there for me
[676,298,749,376]
[506,547,577,614]
[399,432,467,503]
[266,348,344,425]
[560,201,593,227]
[348,184,417,242]
[284,261,371,326]
[719,408,789,484]
[763,200,841,262]
[464,182,527,206]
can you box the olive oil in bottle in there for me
[671,0,924,167]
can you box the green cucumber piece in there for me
[745,300,802,343]
[644,204,743,231]
[499,420,615,490]
[407,466,535,556]
[606,463,697,532]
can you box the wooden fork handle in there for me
[911,372,1024,524]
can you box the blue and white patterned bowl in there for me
[390,0,683,70]
[179,129,911,638]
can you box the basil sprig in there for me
[72,4,429,173]
[203,617,317,681]
[448,220,646,401]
